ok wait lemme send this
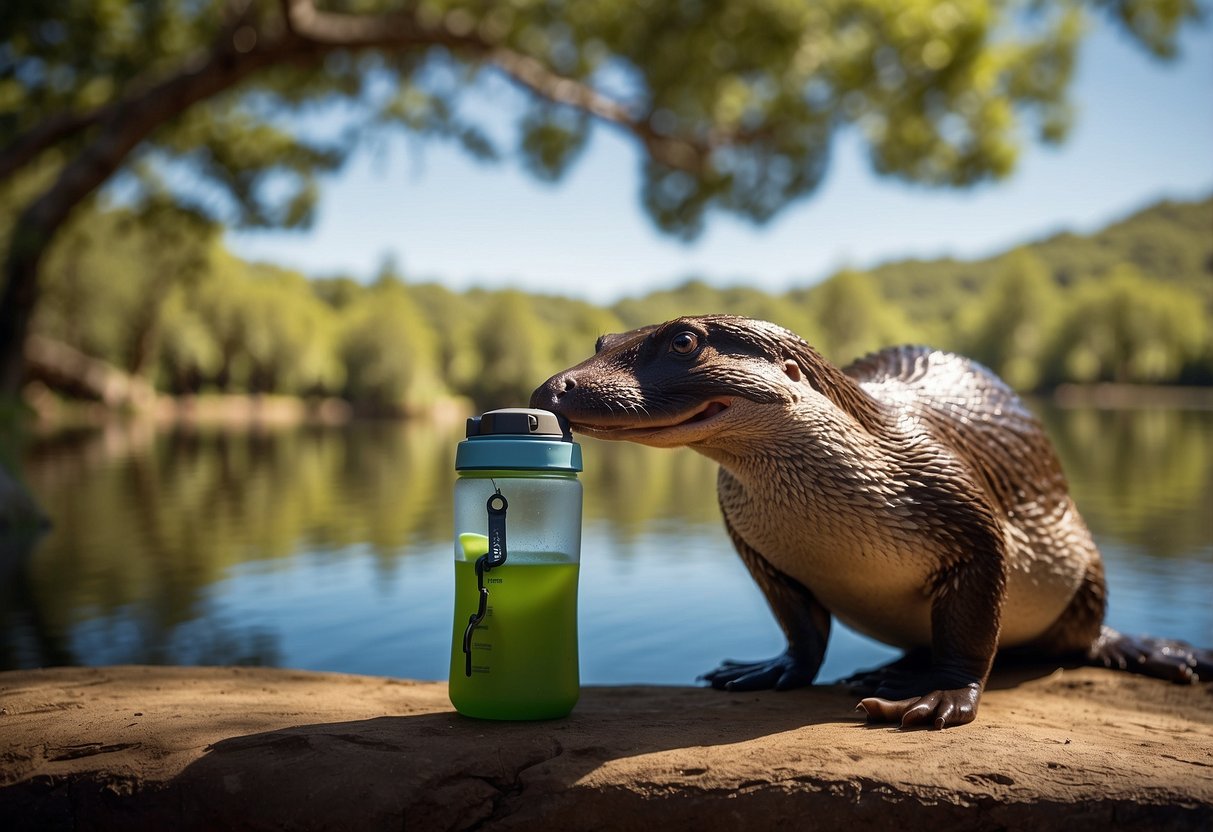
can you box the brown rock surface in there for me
[1,664,1210,830]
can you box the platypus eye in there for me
[670,331,699,355]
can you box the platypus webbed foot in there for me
[1088,626,1213,683]
[856,671,983,730]
[700,650,816,691]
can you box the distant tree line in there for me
[21,195,1213,413]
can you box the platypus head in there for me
[530,315,830,449]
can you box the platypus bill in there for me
[530,315,1212,729]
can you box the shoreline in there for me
[22,382,1213,434]
[1051,383,1213,411]
[24,390,473,433]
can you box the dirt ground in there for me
[1,664,1210,830]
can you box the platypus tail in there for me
[1087,626,1212,683]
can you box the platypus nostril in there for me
[530,375,574,409]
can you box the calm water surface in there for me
[3,404,1211,683]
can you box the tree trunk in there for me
[0,17,286,526]
[0,398,47,532]
[0,460,47,533]
[0,33,288,398]
[0,250,40,399]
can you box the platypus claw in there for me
[858,683,981,730]
[700,651,816,692]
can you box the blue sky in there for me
[226,16,1213,305]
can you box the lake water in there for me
[3,403,1211,685]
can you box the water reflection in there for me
[1042,405,1213,557]
[3,403,1210,677]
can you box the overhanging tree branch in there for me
[0,111,105,184]
[0,3,263,186]
[279,0,707,170]
[483,48,704,173]
[0,1,711,190]
[0,0,730,395]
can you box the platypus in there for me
[530,315,1212,729]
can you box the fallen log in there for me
[23,335,155,409]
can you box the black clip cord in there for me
[463,489,508,677]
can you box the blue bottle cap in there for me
[456,408,583,472]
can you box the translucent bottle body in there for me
[449,471,582,720]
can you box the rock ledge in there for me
[1,665,1210,830]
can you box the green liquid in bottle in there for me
[449,556,580,720]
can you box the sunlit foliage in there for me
[338,276,442,412]
[19,193,1213,412]
[1051,266,1207,385]
[4,0,1197,237]
[961,248,1061,390]
[796,268,921,364]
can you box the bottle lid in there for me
[456,408,583,472]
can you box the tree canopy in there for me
[0,0,1202,398]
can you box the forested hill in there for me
[19,194,1213,414]
[859,196,1212,328]
[615,195,1212,392]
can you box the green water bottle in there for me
[449,408,584,720]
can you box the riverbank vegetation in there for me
[18,194,1213,415]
